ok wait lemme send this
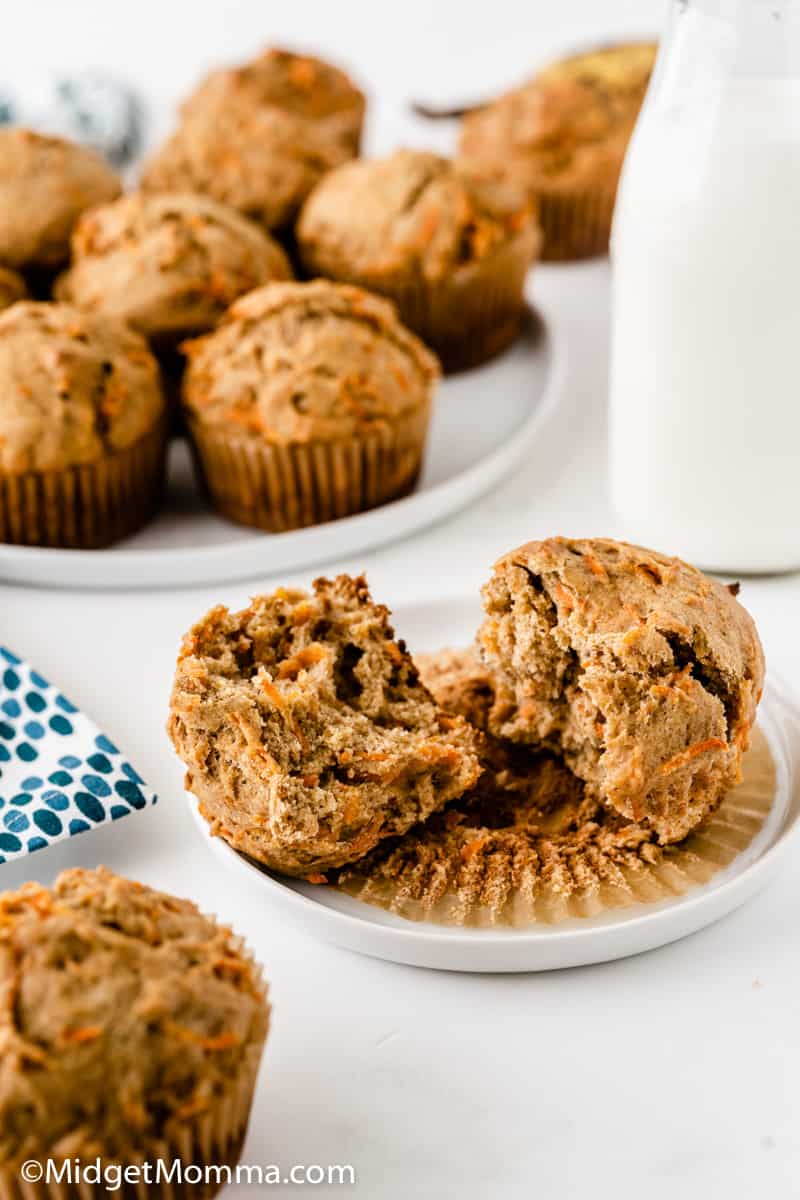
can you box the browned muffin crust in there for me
[298,148,537,284]
[180,46,365,154]
[0,267,26,313]
[0,867,268,1163]
[478,537,765,843]
[0,301,164,473]
[169,574,481,876]
[181,278,438,442]
[0,129,120,270]
[55,192,292,347]
[142,50,363,235]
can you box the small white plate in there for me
[0,309,562,591]
[187,595,800,973]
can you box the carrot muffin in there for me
[0,267,26,312]
[181,279,438,531]
[0,867,268,1192]
[55,193,293,349]
[297,149,540,371]
[477,537,765,843]
[141,50,364,236]
[169,574,481,877]
[180,46,365,156]
[0,128,120,271]
[459,42,657,260]
[0,301,166,547]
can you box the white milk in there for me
[609,67,800,572]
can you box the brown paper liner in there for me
[385,226,540,372]
[187,403,431,532]
[537,182,618,261]
[336,727,776,928]
[0,420,168,549]
[0,964,268,1200]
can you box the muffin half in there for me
[181,279,438,531]
[0,128,120,272]
[477,537,765,842]
[0,867,268,1192]
[459,43,657,260]
[169,574,481,876]
[298,148,540,370]
[0,301,166,547]
[55,192,293,350]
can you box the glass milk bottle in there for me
[609,0,800,572]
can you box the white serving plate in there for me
[0,309,562,590]
[187,595,800,973]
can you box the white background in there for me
[3,2,800,1197]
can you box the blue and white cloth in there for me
[0,646,157,862]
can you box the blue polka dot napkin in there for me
[0,646,157,862]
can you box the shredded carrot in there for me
[277,643,326,679]
[659,738,727,775]
[552,582,575,611]
[303,772,320,788]
[306,873,328,885]
[583,552,608,579]
[461,836,488,862]
[61,1025,103,1044]
[167,1024,240,1052]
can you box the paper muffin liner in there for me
[381,226,539,373]
[336,728,776,928]
[0,960,268,1200]
[186,403,431,532]
[0,420,167,549]
[537,182,618,261]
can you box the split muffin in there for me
[0,266,26,312]
[180,279,438,531]
[0,867,268,1192]
[0,128,120,273]
[459,42,657,260]
[169,574,481,877]
[142,48,364,235]
[0,301,166,547]
[297,149,540,371]
[55,192,293,350]
[477,537,765,843]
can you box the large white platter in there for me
[188,595,800,973]
[0,309,562,590]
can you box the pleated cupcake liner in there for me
[537,182,619,261]
[0,959,268,1200]
[336,727,776,928]
[186,404,431,532]
[0,420,167,549]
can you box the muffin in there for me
[0,867,268,1193]
[477,537,765,843]
[459,42,657,260]
[297,149,540,371]
[181,279,438,532]
[179,46,365,156]
[141,49,364,237]
[0,302,167,548]
[55,193,293,350]
[169,574,481,877]
[0,128,120,272]
[0,267,26,312]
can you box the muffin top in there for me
[181,46,365,151]
[298,149,538,284]
[0,267,26,313]
[182,279,439,442]
[459,42,657,192]
[142,99,355,233]
[0,129,121,270]
[0,867,268,1161]
[0,302,164,473]
[478,537,765,842]
[55,192,293,345]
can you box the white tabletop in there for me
[3,2,800,1196]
